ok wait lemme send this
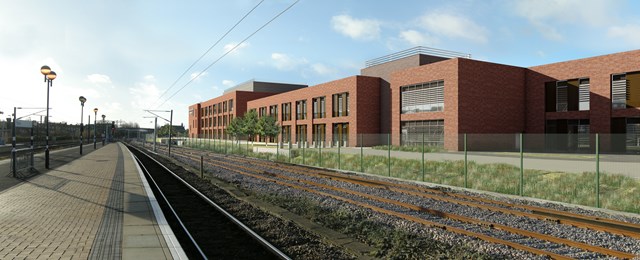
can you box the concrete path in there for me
[0,143,183,259]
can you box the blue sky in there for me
[1,0,639,129]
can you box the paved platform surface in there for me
[0,143,181,259]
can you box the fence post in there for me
[319,143,322,167]
[288,141,292,163]
[422,132,425,182]
[360,134,364,173]
[338,141,341,170]
[387,133,391,177]
[519,133,524,196]
[302,143,306,165]
[277,139,280,162]
[596,133,600,208]
[464,133,468,189]
[200,155,204,178]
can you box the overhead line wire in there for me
[152,0,265,108]
[157,0,300,108]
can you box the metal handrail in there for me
[365,46,471,67]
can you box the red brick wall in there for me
[457,59,526,134]
[247,75,380,146]
[526,50,640,134]
[391,59,459,149]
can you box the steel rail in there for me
[131,145,292,260]
[186,153,634,259]
[173,152,571,259]
[132,153,208,260]
[152,144,640,258]
[177,145,640,239]
[159,144,640,237]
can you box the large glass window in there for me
[400,120,444,147]
[281,126,291,143]
[296,100,307,120]
[332,93,349,117]
[229,99,234,113]
[612,73,627,110]
[401,80,444,114]
[312,124,325,146]
[312,96,325,118]
[578,78,590,111]
[259,107,267,117]
[282,103,291,121]
[332,123,349,146]
[296,125,307,144]
[269,105,278,120]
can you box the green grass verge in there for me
[183,142,640,214]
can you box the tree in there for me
[157,124,173,137]
[241,110,258,142]
[226,116,244,143]
[257,116,280,144]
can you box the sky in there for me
[1,0,639,129]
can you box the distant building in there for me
[188,47,640,152]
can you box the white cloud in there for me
[271,52,307,71]
[512,0,619,41]
[222,80,235,87]
[190,71,208,81]
[86,74,111,84]
[331,14,381,41]
[129,80,162,110]
[398,30,437,46]
[608,24,640,46]
[223,42,250,54]
[311,63,337,76]
[143,75,156,82]
[419,13,488,43]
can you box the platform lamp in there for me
[102,114,106,146]
[79,96,86,155]
[93,108,98,149]
[41,65,56,169]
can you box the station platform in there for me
[0,143,184,259]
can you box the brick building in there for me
[188,47,640,151]
[188,80,306,138]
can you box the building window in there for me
[281,125,291,143]
[212,104,217,115]
[259,107,267,117]
[223,101,227,112]
[332,93,349,117]
[332,123,349,146]
[401,80,444,114]
[229,99,234,113]
[269,105,278,120]
[296,125,307,144]
[296,100,307,120]
[556,81,568,112]
[282,103,292,121]
[400,120,444,147]
[611,72,640,109]
[312,96,326,119]
[579,78,590,111]
[312,124,325,146]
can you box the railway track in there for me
[146,143,640,259]
[127,144,290,259]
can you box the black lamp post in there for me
[40,65,56,169]
[79,96,86,155]
[102,114,106,146]
[93,108,98,149]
